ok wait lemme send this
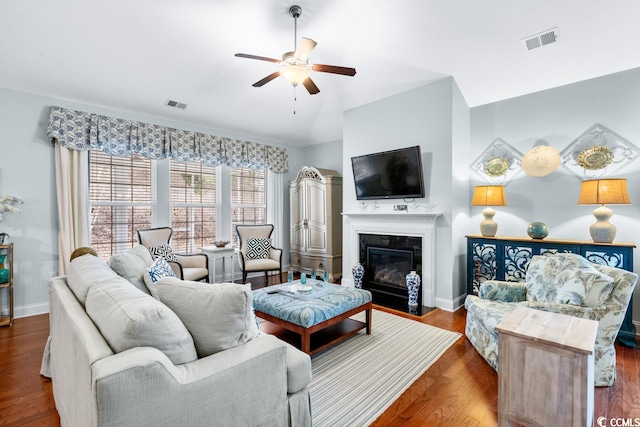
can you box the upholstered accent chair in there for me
[236,224,283,285]
[465,253,637,386]
[137,227,209,282]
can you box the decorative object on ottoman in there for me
[577,178,631,243]
[521,145,561,177]
[471,185,507,237]
[406,270,420,306]
[527,222,549,239]
[213,240,230,248]
[352,263,364,288]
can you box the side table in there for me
[496,306,598,427]
[200,246,237,283]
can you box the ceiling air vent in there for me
[522,27,559,51]
[166,99,187,109]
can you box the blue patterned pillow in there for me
[148,244,178,262]
[147,257,176,283]
[246,238,271,260]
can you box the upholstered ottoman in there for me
[253,283,373,355]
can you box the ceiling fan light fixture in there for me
[281,65,310,85]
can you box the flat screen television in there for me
[351,145,425,200]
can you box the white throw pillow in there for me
[85,281,197,365]
[143,257,177,298]
[246,238,271,260]
[109,244,154,294]
[156,277,260,357]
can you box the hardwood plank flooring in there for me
[1,276,638,426]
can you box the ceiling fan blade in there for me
[235,53,281,64]
[302,77,320,95]
[312,63,357,76]
[253,71,281,87]
[294,37,317,60]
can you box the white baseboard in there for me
[435,294,466,312]
[15,302,50,319]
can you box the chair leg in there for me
[264,271,269,286]
[277,269,282,284]
[242,271,247,283]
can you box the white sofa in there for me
[41,246,312,427]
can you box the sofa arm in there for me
[92,335,300,427]
[478,281,527,302]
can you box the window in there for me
[89,151,153,259]
[231,167,267,245]
[170,160,218,253]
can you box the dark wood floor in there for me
[1,275,638,426]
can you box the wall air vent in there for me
[166,99,187,109]
[522,27,559,51]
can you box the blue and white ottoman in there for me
[253,283,372,355]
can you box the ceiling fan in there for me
[235,5,356,95]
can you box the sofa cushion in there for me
[109,245,153,294]
[156,277,260,357]
[526,254,614,306]
[147,244,178,262]
[143,257,177,298]
[85,281,197,365]
[66,253,122,306]
[246,238,271,260]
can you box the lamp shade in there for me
[472,185,507,207]
[577,179,631,205]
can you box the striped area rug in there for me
[309,309,462,427]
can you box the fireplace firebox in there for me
[359,234,423,313]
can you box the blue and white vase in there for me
[352,263,364,289]
[406,270,421,306]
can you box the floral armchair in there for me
[465,253,637,386]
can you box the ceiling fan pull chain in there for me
[293,86,297,115]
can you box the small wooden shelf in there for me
[0,243,14,327]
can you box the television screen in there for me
[351,145,425,200]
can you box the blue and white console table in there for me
[466,234,636,348]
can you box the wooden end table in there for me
[496,306,598,427]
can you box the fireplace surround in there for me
[343,213,441,312]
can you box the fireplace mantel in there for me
[342,212,441,307]
[342,213,441,223]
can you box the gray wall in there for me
[342,77,470,310]
[470,66,640,325]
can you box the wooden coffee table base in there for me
[256,301,372,356]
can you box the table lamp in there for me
[472,185,507,237]
[577,178,631,243]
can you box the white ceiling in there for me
[1,0,640,147]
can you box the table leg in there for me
[301,332,311,354]
[366,307,372,335]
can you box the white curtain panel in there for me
[54,143,90,274]
[266,169,284,249]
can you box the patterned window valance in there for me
[47,106,288,173]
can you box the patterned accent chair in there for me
[137,227,209,282]
[465,253,637,386]
[236,224,283,285]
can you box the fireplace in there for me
[360,234,422,311]
[343,212,440,312]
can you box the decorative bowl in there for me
[527,222,549,239]
[213,240,230,248]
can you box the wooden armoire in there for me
[289,166,342,281]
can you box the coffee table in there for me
[253,282,372,355]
